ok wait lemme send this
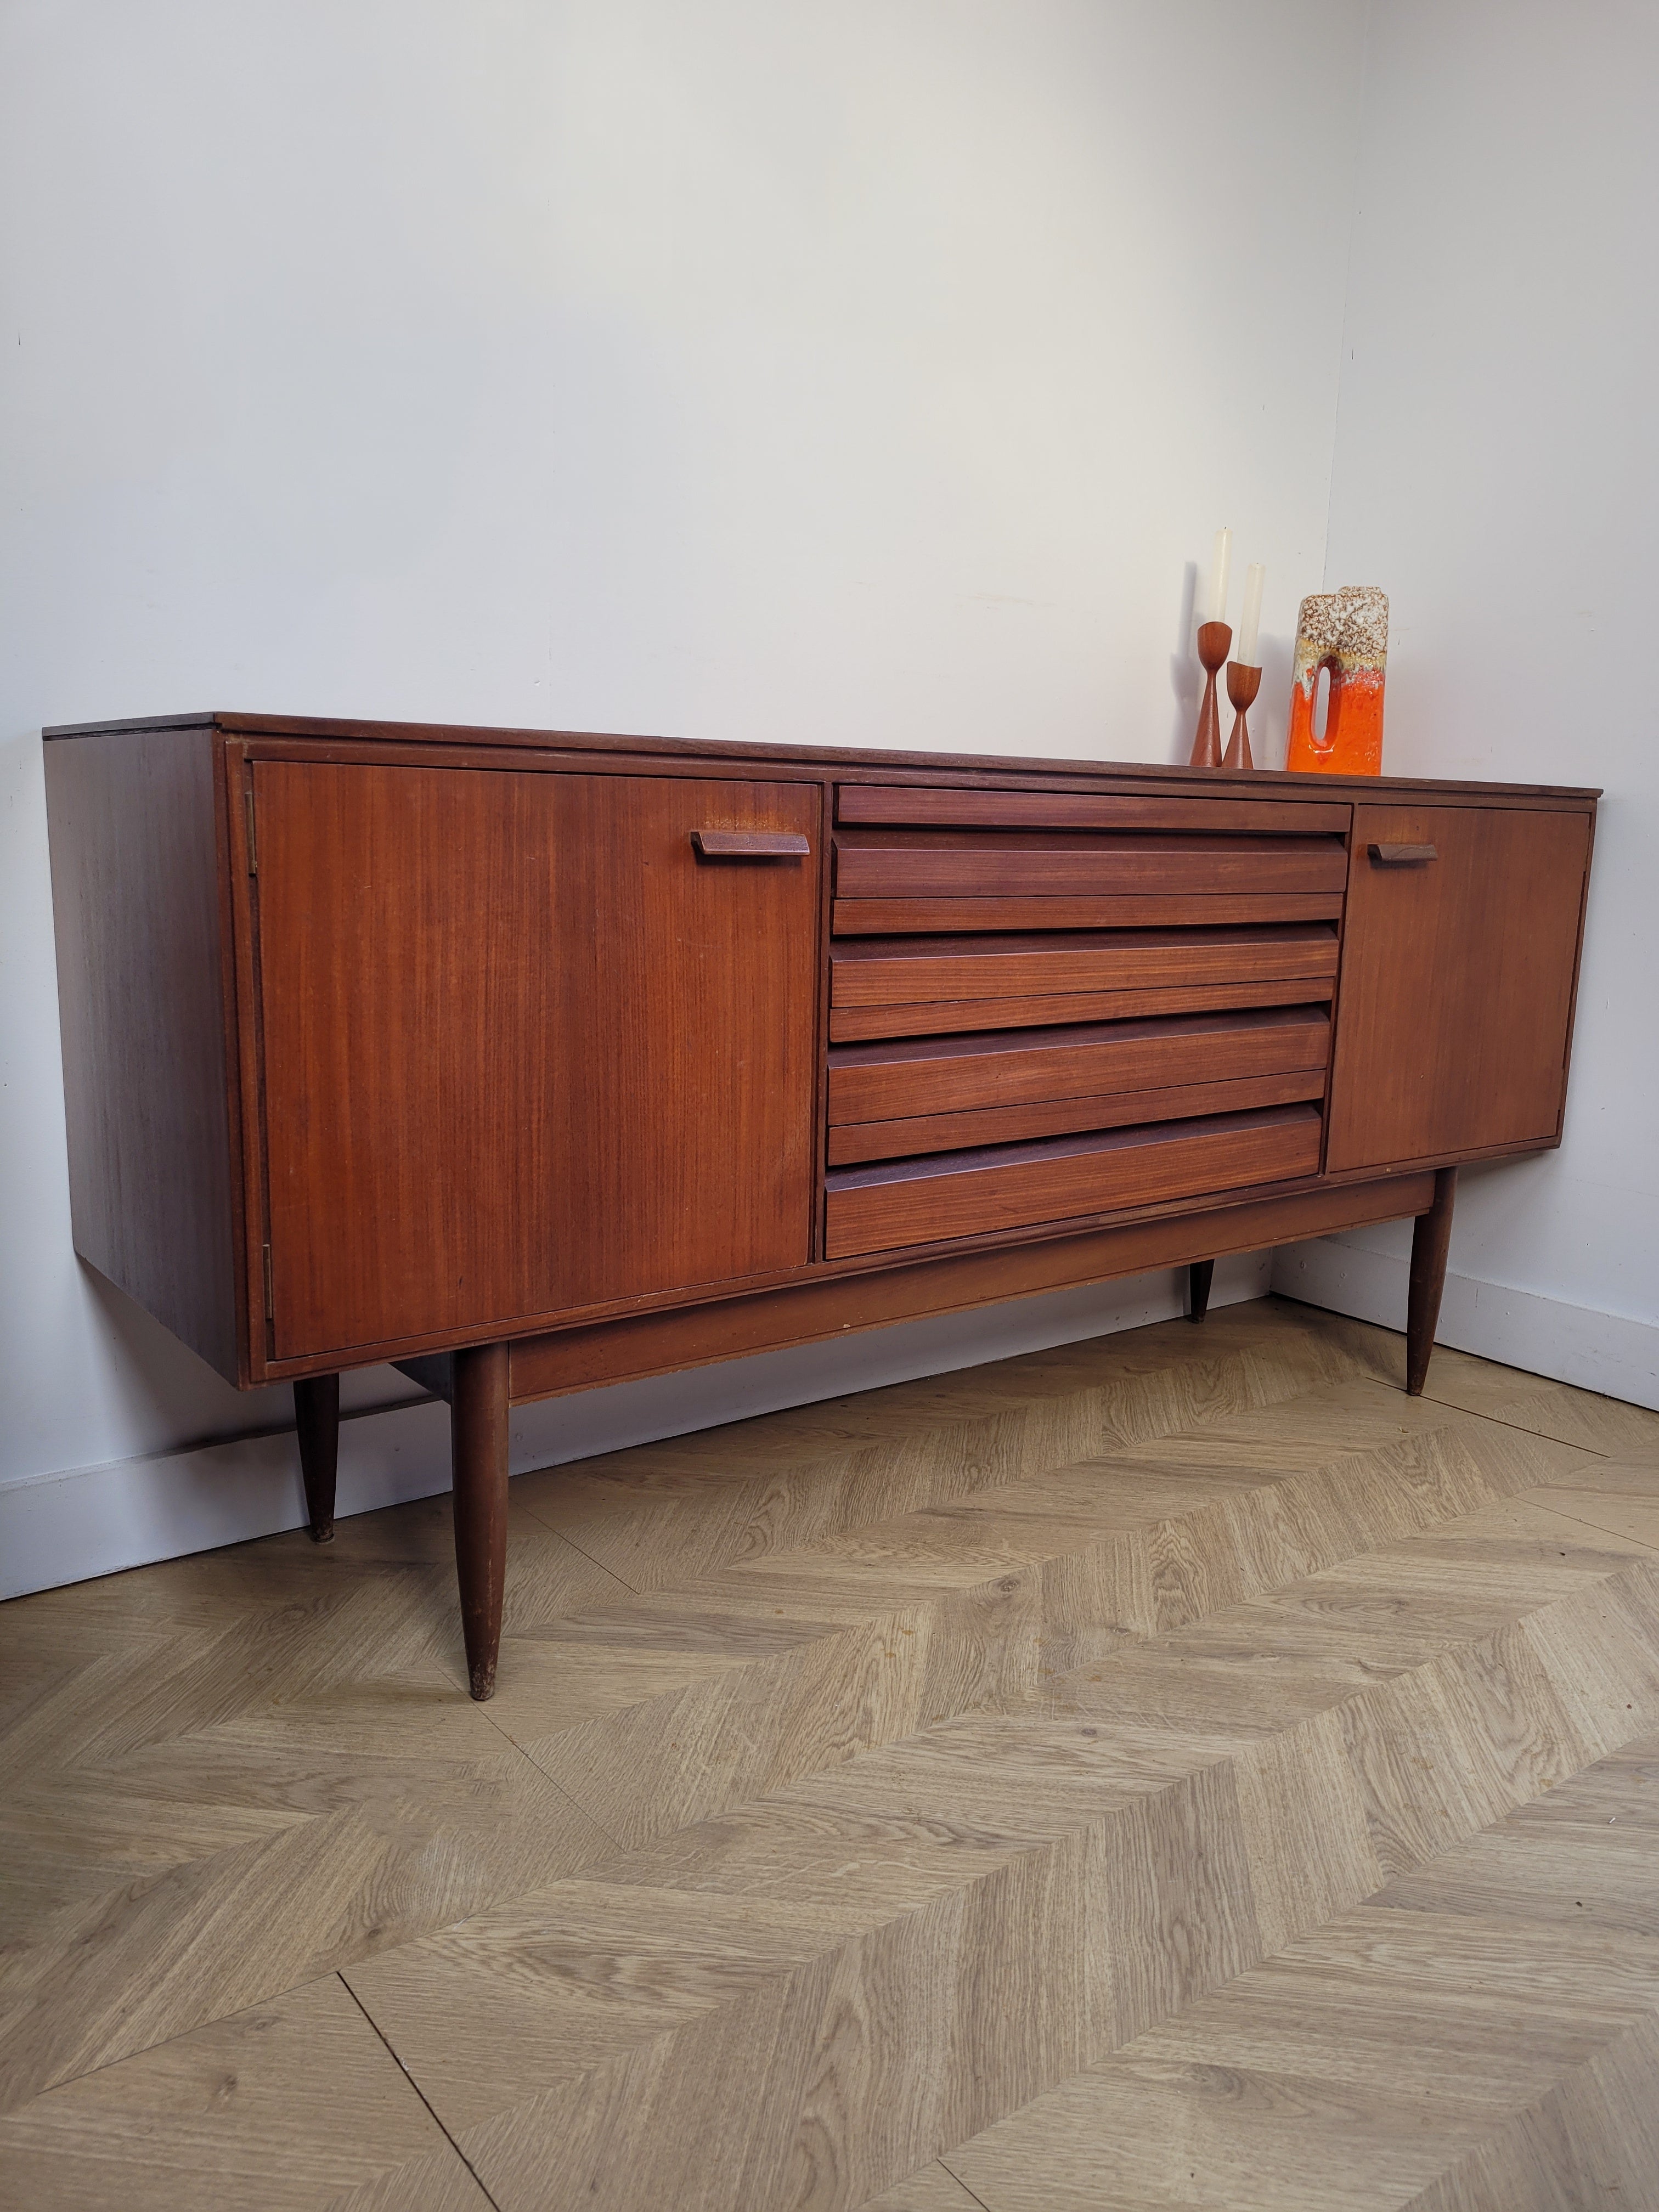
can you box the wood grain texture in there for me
[833,831,1349,901]
[0,1974,490,2212]
[1327,804,1592,1172]
[833,890,1344,934]
[826,1067,1329,1165]
[43,725,241,1383]
[254,762,821,1359]
[343,1423,1659,2209]
[506,1174,1435,1401]
[941,1739,1659,2211]
[834,786,1355,836]
[47,713,1597,808]
[829,976,1335,1044]
[4,1300,1659,2208]
[828,1007,1331,1126]
[831,925,1340,1011]
[825,1105,1324,1258]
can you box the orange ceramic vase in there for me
[1284,585,1389,775]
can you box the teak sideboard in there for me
[43,713,1598,1696]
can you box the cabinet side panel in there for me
[44,728,240,1381]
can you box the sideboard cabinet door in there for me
[253,763,821,1362]
[1325,803,1590,1173]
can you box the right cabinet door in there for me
[1325,804,1590,1172]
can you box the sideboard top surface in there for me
[40,710,1601,806]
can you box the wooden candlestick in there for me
[1223,660,1262,770]
[1189,620,1231,767]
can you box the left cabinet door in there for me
[252,761,822,1362]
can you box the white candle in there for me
[1236,562,1265,665]
[1204,527,1231,628]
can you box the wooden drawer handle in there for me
[691,829,810,860]
[1368,842,1438,865]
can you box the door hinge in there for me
[262,1243,274,1319]
[245,789,258,874]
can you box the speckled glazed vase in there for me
[1285,585,1389,775]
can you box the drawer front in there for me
[834,831,1348,902]
[830,977,1334,1043]
[829,1006,1331,1124]
[825,1103,1324,1258]
[827,1068,1328,1165]
[837,785,1352,836]
[833,891,1343,934]
[832,926,1339,1014]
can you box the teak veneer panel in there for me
[825,1103,1323,1257]
[255,763,820,1358]
[833,832,1350,901]
[43,725,241,1380]
[828,1006,1331,1125]
[830,924,1340,1011]
[828,977,1337,1043]
[1327,804,1592,1171]
[832,891,1345,934]
[825,1067,1329,1164]
[505,1173,1435,1399]
[836,783,1354,835]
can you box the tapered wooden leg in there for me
[451,1341,510,1701]
[294,1374,340,1542]
[1187,1259,1215,1323]
[1406,1167,1458,1397]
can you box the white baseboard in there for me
[1,1255,1270,1600]
[1273,1235,1659,1414]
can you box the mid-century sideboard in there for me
[43,713,1598,1696]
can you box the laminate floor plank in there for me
[0,1973,492,2212]
[860,2164,990,2211]
[331,1504,1659,2205]
[5,1299,1658,2209]
[499,1390,1595,1851]
[938,1737,1659,2211]
[1414,1343,1659,1462]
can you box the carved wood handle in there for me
[1368,842,1438,865]
[691,830,811,860]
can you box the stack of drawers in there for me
[823,785,1349,1258]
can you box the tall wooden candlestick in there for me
[1189,620,1231,768]
[1223,660,1262,770]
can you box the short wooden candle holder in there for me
[1223,660,1262,770]
[1189,620,1231,768]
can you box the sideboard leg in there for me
[1187,1260,1215,1323]
[451,1341,511,1701]
[1406,1167,1458,1397]
[294,1375,340,1542]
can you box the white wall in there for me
[1,0,1369,1586]
[1273,0,1659,1409]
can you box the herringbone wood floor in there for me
[4,1297,1659,2210]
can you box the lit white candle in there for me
[1204,527,1231,628]
[1236,562,1265,665]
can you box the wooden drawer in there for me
[837,785,1352,836]
[833,891,1343,934]
[834,830,1348,902]
[830,976,1336,1043]
[827,1067,1328,1165]
[832,924,1338,1019]
[829,1005,1331,1124]
[824,1103,1324,1257]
